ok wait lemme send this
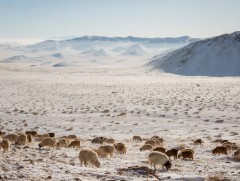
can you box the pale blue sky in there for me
[0,0,240,39]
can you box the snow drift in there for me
[148,32,240,76]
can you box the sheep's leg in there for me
[154,164,156,171]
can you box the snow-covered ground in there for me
[0,64,239,181]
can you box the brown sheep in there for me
[145,140,155,147]
[155,139,164,146]
[39,138,56,149]
[79,148,100,168]
[220,140,228,144]
[222,143,232,153]
[234,148,240,161]
[91,137,106,144]
[140,144,153,151]
[178,149,194,160]
[153,146,166,153]
[133,136,142,142]
[1,139,10,153]
[48,133,55,138]
[25,131,37,137]
[212,146,228,155]
[68,140,80,148]
[95,145,115,158]
[16,134,27,145]
[56,138,69,147]
[194,139,203,145]
[165,148,178,160]
[27,134,32,143]
[114,143,127,154]
[151,136,160,140]
[104,138,115,144]
[4,133,18,143]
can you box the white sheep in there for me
[39,137,56,149]
[95,145,115,157]
[79,148,100,168]
[148,151,171,170]
[140,144,153,151]
[104,138,115,144]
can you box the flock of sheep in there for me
[0,130,240,172]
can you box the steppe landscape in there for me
[1,1,240,181]
[0,63,239,180]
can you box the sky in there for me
[0,0,240,41]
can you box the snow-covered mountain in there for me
[0,35,198,67]
[148,32,240,76]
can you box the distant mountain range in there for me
[148,31,240,76]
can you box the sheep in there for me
[145,140,155,147]
[25,131,37,137]
[155,139,164,146]
[95,145,115,158]
[68,135,78,141]
[153,146,166,153]
[68,140,80,148]
[27,134,32,143]
[148,151,171,170]
[165,148,178,160]
[194,139,203,145]
[0,131,6,138]
[221,140,228,144]
[56,138,69,147]
[151,136,160,140]
[1,139,10,153]
[140,144,153,151]
[232,144,239,151]
[178,149,194,160]
[39,137,56,149]
[212,146,228,155]
[4,133,18,143]
[234,148,240,161]
[48,133,55,138]
[16,134,27,145]
[104,138,115,144]
[222,143,232,153]
[79,148,100,168]
[114,143,127,154]
[133,136,142,142]
[91,137,106,144]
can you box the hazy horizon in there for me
[1,0,240,42]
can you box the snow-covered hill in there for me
[148,32,240,76]
[0,35,198,67]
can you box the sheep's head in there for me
[164,161,171,170]
[94,160,100,168]
[212,149,216,155]
[39,143,43,148]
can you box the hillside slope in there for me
[148,32,240,76]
